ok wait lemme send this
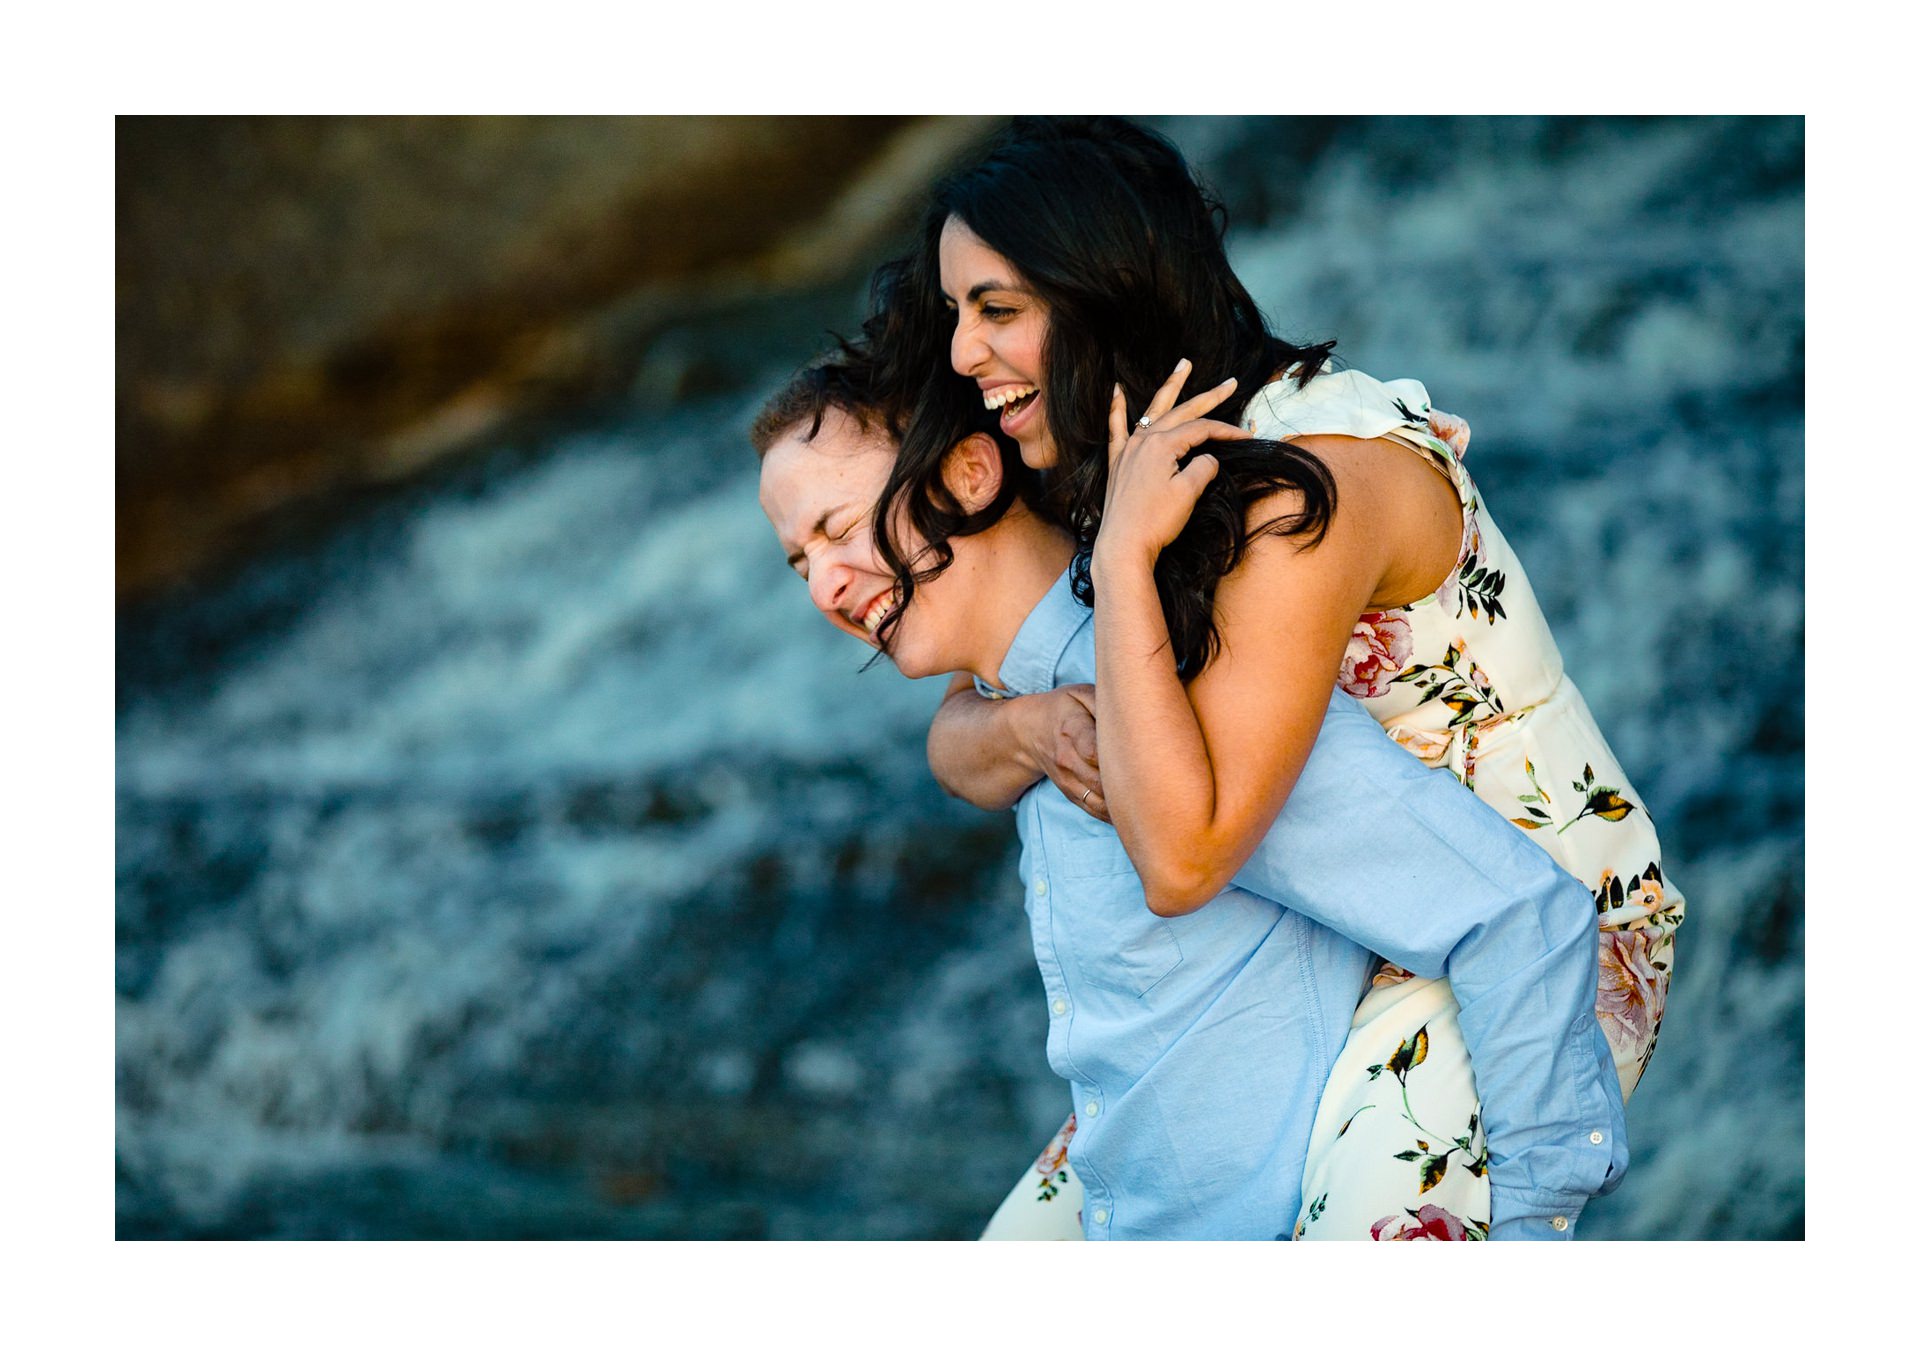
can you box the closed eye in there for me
[829,507,870,543]
[787,508,868,579]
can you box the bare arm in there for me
[926,673,1109,820]
[1091,366,1459,915]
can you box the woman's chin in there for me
[1016,436,1058,471]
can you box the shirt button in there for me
[1052,999,1068,1015]
[1551,1216,1569,1232]
[1589,1130,1605,1145]
[1085,1100,1100,1117]
[1093,1208,1109,1225]
[1035,879,1048,897]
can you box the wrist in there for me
[1090,537,1158,590]
[1010,693,1056,778]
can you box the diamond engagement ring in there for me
[1135,414,1153,429]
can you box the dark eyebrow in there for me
[939,280,1021,306]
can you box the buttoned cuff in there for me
[1488,1187,1585,1241]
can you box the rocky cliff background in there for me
[116,115,1804,1239]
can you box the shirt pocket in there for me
[1052,835,1185,998]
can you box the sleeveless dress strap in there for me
[1246,369,1473,506]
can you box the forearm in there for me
[925,676,1046,811]
[1225,700,1626,1232]
[1457,905,1624,1240]
[1089,551,1232,915]
[1392,781,1626,1237]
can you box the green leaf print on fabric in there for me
[1367,1023,1490,1197]
[1512,756,1635,829]
[1510,757,1556,831]
[1454,551,1508,623]
[1595,861,1678,931]
[1461,1112,1487,1178]
[1392,397,1428,426]
[1391,640,1504,731]
[1562,763,1639,835]
[1367,1026,1430,1084]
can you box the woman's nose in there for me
[950,313,986,376]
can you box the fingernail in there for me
[1220,376,1238,387]
[1114,383,1122,397]
[1176,357,1191,371]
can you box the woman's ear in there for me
[941,433,1005,512]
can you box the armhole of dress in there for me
[1378,426,1475,594]
[1380,426,1472,507]
[1256,369,1471,510]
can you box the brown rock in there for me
[117,115,999,601]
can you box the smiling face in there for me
[759,407,983,680]
[938,216,1056,469]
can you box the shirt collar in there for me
[973,566,1089,699]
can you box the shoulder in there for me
[1235,431,1446,555]
[1244,367,1434,433]
[1283,432,1457,510]
[1213,431,1461,622]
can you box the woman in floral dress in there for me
[1242,369,1680,1099]
[918,117,1681,1240]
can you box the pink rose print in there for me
[1387,724,1455,768]
[1427,407,1471,458]
[1371,1204,1474,1241]
[1340,612,1413,698]
[1031,1113,1077,1203]
[1033,1114,1076,1176]
[1596,927,1668,1057]
[1369,960,1419,990]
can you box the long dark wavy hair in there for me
[753,256,1039,666]
[885,115,1342,678]
[860,254,1043,661]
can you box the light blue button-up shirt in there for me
[977,569,1627,1241]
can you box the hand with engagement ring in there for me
[1094,358,1253,571]
[1031,683,1105,822]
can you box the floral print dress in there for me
[1252,368,1682,1098]
[979,369,1679,1241]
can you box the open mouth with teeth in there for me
[855,587,901,638]
[983,384,1040,433]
